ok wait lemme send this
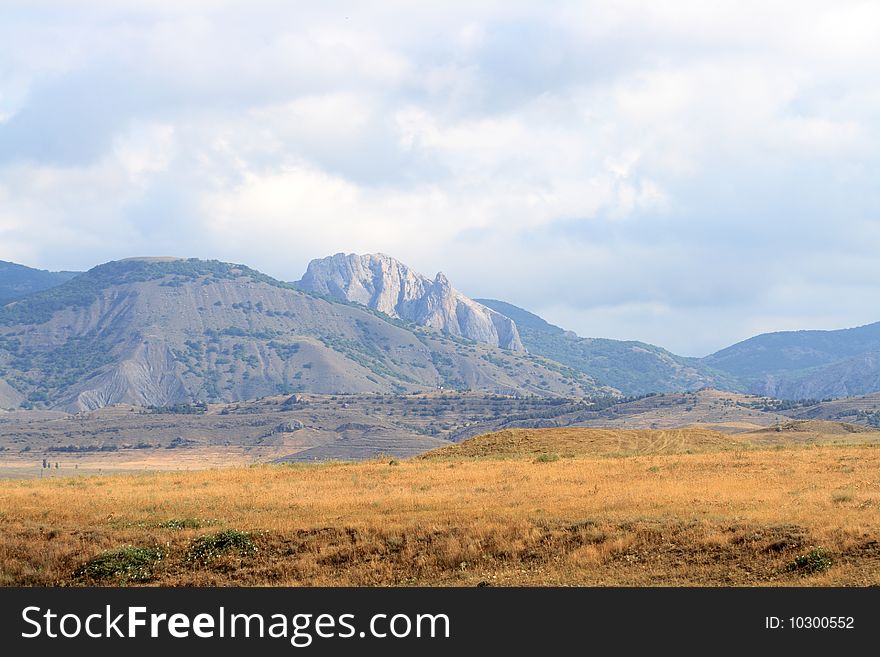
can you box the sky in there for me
[0,1,878,356]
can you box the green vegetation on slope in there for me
[703,323,880,398]
[480,299,880,400]
[476,299,734,395]
[0,258,294,327]
[705,323,880,376]
[0,260,79,304]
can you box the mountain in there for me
[298,253,524,351]
[477,299,880,399]
[4,253,876,407]
[0,258,605,411]
[703,322,880,398]
[0,260,79,303]
[476,299,733,395]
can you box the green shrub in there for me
[185,530,256,565]
[74,546,163,583]
[785,546,833,575]
[534,453,560,463]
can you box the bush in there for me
[185,530,256,565]
[534,453,560,463]
[785,546,833,575]
[146,402,208,415]
[74,546,163,583]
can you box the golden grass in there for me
[1,441,879,586]
[420,427,749,459]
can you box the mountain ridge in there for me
[703,322,880,398]
[0,260,79,304]
[3,255,880,402]
[476,298,736,395]
[479,298,880,399]
[0,258,604,411]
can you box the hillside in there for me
[570,388,792,433]
[299,253,523,351]
[478,299,880,400]
[420,426,747,459]
[704,322,880,398]
[476,299,734,395]
[746,419,872,436]
[0,258,605,411]
[0,260,79,303]
[782,392,880,428]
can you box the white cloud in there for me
[0,120,178,265]
[113,123,177,180]
[0,1,878,354]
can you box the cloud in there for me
[0,1,878,355]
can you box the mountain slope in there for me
[298,253,524,351]
[0,260,79,303]
[0,377,24,409]
[476,299,733,395]
[0,258,605,411]
[785,392,880,427]
[704,323,880,398]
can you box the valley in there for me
[3,386,878,479]
[0,392,602,478]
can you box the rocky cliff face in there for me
[298,253,525,351]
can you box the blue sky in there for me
[0,1,878,356]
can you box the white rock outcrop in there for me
[299,253,525,351]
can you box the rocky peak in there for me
[299,253,525,351]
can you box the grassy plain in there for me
[1,427,879,587]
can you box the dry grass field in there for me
[420,426,750,459]
[1,427,879,587]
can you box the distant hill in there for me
[0,260,79,303]
[299,253,524,351]
[478,299,880,400]
[420,426,747,459]
[783,392,880,428]
[745,419,873,436]
[703,323,880,398]
[476,299,733,395]
[569,388,792,433]
[0,258,605,411]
